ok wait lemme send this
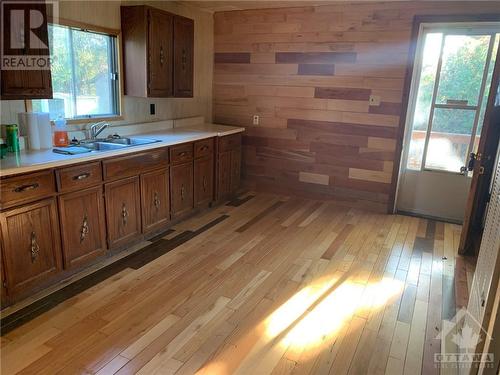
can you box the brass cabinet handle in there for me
[80,215,89,243]
[73,172,90,181]
[14,183,39,193]
[181,185,185,200]
[30,231,40,262]
[179,151,187,157]
[121,203,128,225]
[153,191,160,209]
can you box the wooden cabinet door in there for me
[230,148,241,193]
[194,157,214,206]
[148,8,173,97]
[58,186,106,269]
[173,15,194,97]
[105,177,141,249]
[141,168,170,233]
[229,148,241,193]
[170,162,193,217]
[0,199,62,298]
[217,151,231,200]
[0,2,52,99]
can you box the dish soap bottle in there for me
[53,116,69,147]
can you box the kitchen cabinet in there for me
[216,134,242,200]
[170,163,194,218]
[105,176,141,249]
[173,15,194,97]
[141,168,170,233]
[217,151,231,199]
[194,157,214,206]
[0,131,242,307]
[121,5,193,98]
[58,186,106,269]
[194,138,214,206]
[0,2,53,100]
[148,9,173,97]
[0,199,62,298]
[230,148,242,193]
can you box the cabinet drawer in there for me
[194,138,214,159]
[103,148,169,180]
[56,162,102,193]
[170,143,193,165]
[218,133,242,153]
[0,170,56,209]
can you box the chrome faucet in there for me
[88,121,109,140]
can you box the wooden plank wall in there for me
[213,1,500,212]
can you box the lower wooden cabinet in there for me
[194,157,214,206]
[0,198,62,298]
[217,151,231,200]
[170,162,194,217]
[141,168,170,233]
[105,177,142,249]
[58,186,106,269]
[217,149,240,200]
[230,148,241,193]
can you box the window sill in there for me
[64,115,124,125]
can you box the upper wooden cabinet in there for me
[0,2,53,100]
[173,15,194,98]
[121,5,194,98]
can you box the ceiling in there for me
[182,1,354,13]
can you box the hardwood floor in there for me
[0,192,474,375]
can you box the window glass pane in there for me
[425,109,475,172]
[473,33,500,154]
[32,24,117,120]
[406,32,442,170]
[436,34,490,106]
[73,29,114,117]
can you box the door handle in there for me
[181,185,185,200]
[121,203,128,225]
[153,191,160,209]
[80,215,89,242]
[30,231,40,262]
[467,152,477,171]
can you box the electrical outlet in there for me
[369,95,381,106]
[253,115,260,125]
[150,103,156,115]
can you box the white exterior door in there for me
[397,24,500,222]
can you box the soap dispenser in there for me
[53,116,69,147]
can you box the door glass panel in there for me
[473,33,500,154]
[406,32,443,170]
[425,108,475,172]
[436,34,490,106]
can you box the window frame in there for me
[26,18,123,124]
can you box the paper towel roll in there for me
[18,113,40,150]
[37,112,52,149]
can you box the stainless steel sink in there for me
[81,142,128,151]
[106,137,161,146]
[80,137,161,152]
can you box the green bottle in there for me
[6,124,20,153]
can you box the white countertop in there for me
[0,123,244,177]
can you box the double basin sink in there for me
[81,137,161,151]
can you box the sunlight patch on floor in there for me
[266,276,404,351]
